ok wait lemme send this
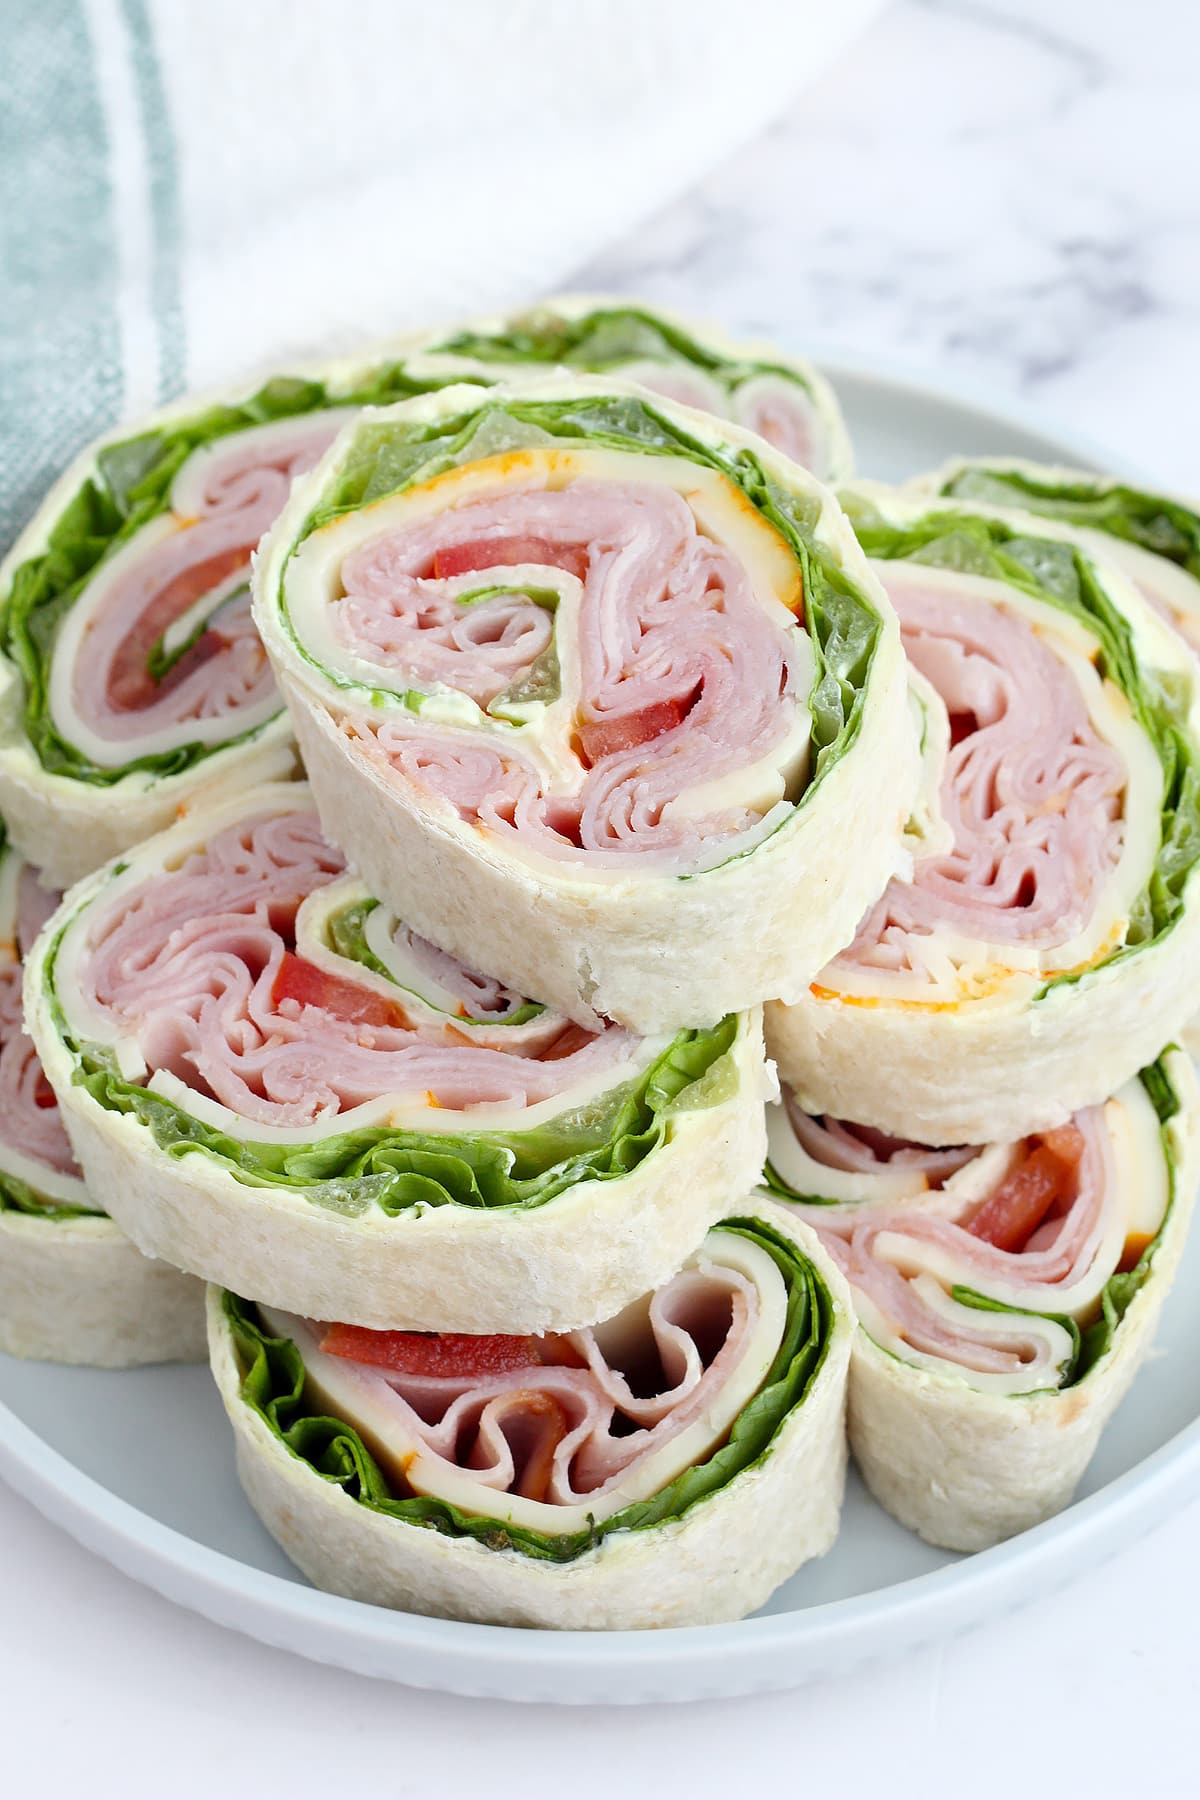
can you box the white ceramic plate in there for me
[1,358,1194,1705]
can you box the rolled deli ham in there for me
[398,295,853,483]
[207,1210,852,1630]
[252,375,915,1034]
[25,783,770,1333]
[0,828,204,1365]
[762,1050,1200,1550]
[0,346,432,888]
[767,482,1200,1144]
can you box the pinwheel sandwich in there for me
[253,377,915,1034]
[768,483,1200,1143]
[0,828,204,1365]
[763,1049,1199,1550]
[208,1207,851,1629]
[0,345,441,888]
[399,295,854,483]
[26,783,769,1334]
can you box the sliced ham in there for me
[734,376,820,472]
[332,478,802,864]
[388,928,534,1023]
[834,581,1126,976]
[783,1095,979,1183]
[72,809,636,1129]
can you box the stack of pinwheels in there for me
[3,299,1200,1626]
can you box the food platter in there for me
[1,353,1195,1704]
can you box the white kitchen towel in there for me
[0,0,883,552]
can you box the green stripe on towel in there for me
[0,0,122,552]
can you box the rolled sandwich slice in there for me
[208,1208,851,1629]
[26,782,769,1333]
[0,830,204,1365]
[0,346,437,887]
[914,458,1200,658]
[767,483,1200,1144]
[400,294,853,482]
[763,1050,1200,1551]
[253,377,914,1034]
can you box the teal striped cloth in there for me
[1,0,180,553]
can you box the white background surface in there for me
[4,1,1199,1792]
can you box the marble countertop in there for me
[576,0,1199,491]
[3,4,1198,1795]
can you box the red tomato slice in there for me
[433,535,588,582]
[319,1325,542,1378]
[576,697,690,766]
[270,952,406,1030]
[108,543,255,710]
[539,1022,600,1061]
[965,1124,1085,1252]
[33,1070,58,1110]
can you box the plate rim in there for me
[3,1385,1196,1698]
[0,350,1192,1701]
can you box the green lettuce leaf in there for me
[222,1214,836,1562]
[936,467,1200,579]
[843,499,1200,983]
[430,302,818,401]
[62,993,738,1216]
[0,1165,102,1221]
